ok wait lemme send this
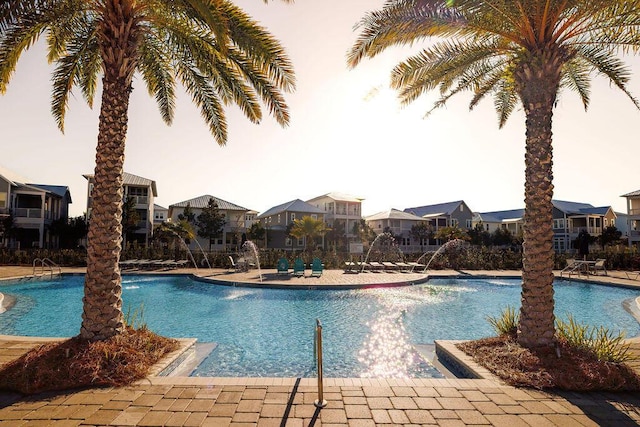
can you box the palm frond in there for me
[138,35,177,126]
[177,62,228,146]
[560,58,591,110]
[347,0,469,68]
[575,44,639,108]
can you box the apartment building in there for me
[168,195,250,252]
[84,172,157,246]
[0,166,72,249]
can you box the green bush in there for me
[556,314,637,363]
[487,306,519,336]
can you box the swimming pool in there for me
[1,275,638,378]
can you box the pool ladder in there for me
[33,258,61,278]
[313,319,327,408]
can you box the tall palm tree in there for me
[348,0,640,348]
[1,0,294,341]
[289,216,329,252]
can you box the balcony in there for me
[126,195,149,205]
[14,208,42,219]
[629,208,640,216]
[569,227,602,235]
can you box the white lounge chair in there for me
[591,259,607,276]
[560,258,580,277]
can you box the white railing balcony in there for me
[570,227,602,235]
[126,195,148,205]
[14,208,42,218]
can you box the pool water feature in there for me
[1,275,638,378]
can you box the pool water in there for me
[1,275,638,378]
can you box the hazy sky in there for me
[1,0,640,218]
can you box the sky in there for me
[1,0,640,219]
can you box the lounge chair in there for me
[368,261,384,271]
[119,259,138,270]
[626,271,640,280]
[407,262,425,272]
[592,259,607,276]
[293,258,305,277]
[393,261,412,272]
[310,258,323,277]
[344,261,357,273]
[560,258,580,277]
[382,262,399,271]
[277,258,290,275]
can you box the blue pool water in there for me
[1,275,638,378]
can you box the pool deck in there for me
[1,266,640,426]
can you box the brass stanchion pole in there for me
[314,319,327,408]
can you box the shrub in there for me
[556,314,637,363]
[487,306,519,336]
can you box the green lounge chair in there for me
[311,258,323,277]
[293,258,305,277]
[277,258,289,274]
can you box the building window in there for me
[311,214,317,220]
[278,214,281,223]
[553,219,565,229]
[285,238,292,246]
[0,192,6,208]
[291,213,296,221]
[486,224,489,231]
[466,219,472,228]
[451,218,459,227]
[297,237,304,246]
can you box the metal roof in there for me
[306,192,364,203]
[475,209,525,223]
[83,172,158,197]
[365,208,425,221]
[404,200,466,217]
[258,199,325,218]
[170,195,248,211]
[28,184,72,202]
[621,189,640,197]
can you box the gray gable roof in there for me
[28,184,72,202]
[552,200,612,216]
[621,189,640,197]
[83,171,158,196]
[258,199,325,218]
[404,200,465,217]
[171,195,248,211]
[366,208,425,221]
[475,209,525,223]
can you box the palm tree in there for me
[1,0,294,341]
[289,216,329,252]
[348,0,640,348]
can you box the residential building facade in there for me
[472,209,524,235]
[168,195,250,252]
[306,192,364,243]
[551,200,616,253]
[364,208,429,252]
[84,172,157,246]
[257,199,325,250]
[404,200,474,246]
[0,166,72,249]
[622,189,640,249]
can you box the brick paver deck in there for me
[1,266,639,426]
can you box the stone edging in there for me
[435,340,504,384]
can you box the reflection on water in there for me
[358,311,416,378]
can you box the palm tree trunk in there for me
[80,0,139,341]
[80,75,131,341]
[516,58,562,349]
